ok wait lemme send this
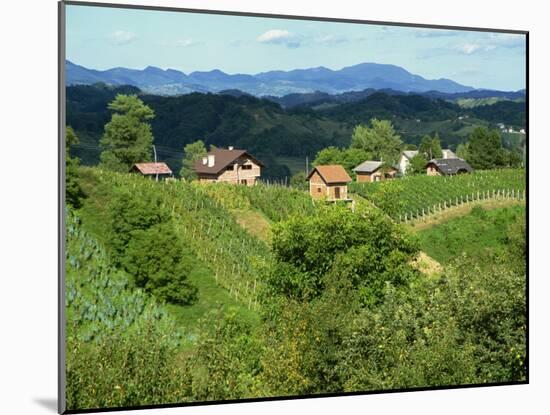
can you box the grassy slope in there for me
[416,204,524,265]
[76,167,259,351]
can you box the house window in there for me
[241,179,247,185]
[335,187,341,199]
[242,165,252,170]
[317,187,321,193]
[227,165,235,171]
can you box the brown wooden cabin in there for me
[130,162,173,180]
[306,165,352,201]
[193,147,263,186]
[353,161,397,182]
[426,158,473,176]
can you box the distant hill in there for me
[66,84,525,179]
[66,60,477,96]
[265,88,526,109]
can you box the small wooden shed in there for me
[353,161,397,182]
[130,162,173,180]
[307,165,352,201]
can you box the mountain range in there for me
[67,60,482,97]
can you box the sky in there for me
[65,4,527,91]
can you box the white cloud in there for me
[110,30,137,45]
[175,39,198,47]
[457,43,481,54]
[316,35,349,46]
[455,43,496,55]
[257,29,291,43]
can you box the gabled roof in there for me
[307,165,352,184]
[353,160,384,173]
[131,162,172,175]
[194,148,264,175]
[402,150,419,160]
[426,158,473,175]
[442,149,457,159]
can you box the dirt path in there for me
[407,198,525,231]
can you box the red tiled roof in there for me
[307,165,352,184]
[194,148,263,175]
[131,162,172,175]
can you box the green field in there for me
[417,204,525,264]
[350,168,526,220]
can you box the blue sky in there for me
[66,4,526,91]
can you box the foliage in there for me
[350,119,402,165]
[99,94,155,172]
[290,171,308,191]
[184,308,263,401]
[123,223,198,305]
[350,168,526,219]
[180,139,207,180]
[418,132,443,159]
[106,180,197,305]
[264,204,419,302]
[65,212,188,410]
[66,126,85,208]
[465,127,503,169]
[407,153,428,175]
[312,146,370,177]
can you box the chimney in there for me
[202,156,208,165]
[207,154,215,167]
[228,146,234,150]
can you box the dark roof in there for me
[353,160,383,173]
[426,158,473,175]
[194,148,263,175]
[307,165,352,184]
[131,162,172,175]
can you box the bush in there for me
[123,223,198,305]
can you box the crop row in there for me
[349,168,526,219]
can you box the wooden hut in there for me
[353,161,397,182]
[307,165,352,201]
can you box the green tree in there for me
[290,171,308,190]
[312,146,370,177]
[180,139,207,180]
[419,133,443,160]
[456,142,469,160]
[265,204,418,302]
[99,94,155,172]
[123,223,198,305]
[408,154,428,175]
[465,127,502,169]
[350,119,402,164]
[65,126,85,208]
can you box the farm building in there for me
[426,158,473,176]
[353,161,397,182]
[307,165,352,201]
[193,147,263,186]
[398,149,457,175]
[130,162,173,180]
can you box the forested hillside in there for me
[67,84,526,179]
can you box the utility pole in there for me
[153,144,158,182]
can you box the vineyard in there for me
[202,181,316,222]
[349,168,526,221]
[82,169,272,309]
